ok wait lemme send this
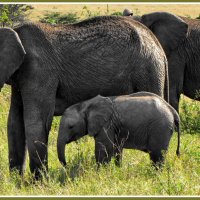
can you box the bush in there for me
[0,4,32,27]
[111,11,122,16]
[40,12,79,25]
[179,93,200,134]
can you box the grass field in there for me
[0,85,199,196]
[28,4,200,21]
[0,4,200,196]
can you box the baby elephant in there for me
[57,92,180,168]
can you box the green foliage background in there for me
[0,4,33,27]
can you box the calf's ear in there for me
[86,95,113,137]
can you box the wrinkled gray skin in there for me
[129,11,200,111]
[58,92,180,168]
[0,16,171,178]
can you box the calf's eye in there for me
[68,125,74,129]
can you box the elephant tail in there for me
[167,103,180,157]
[174,114,181,157]
[164,58,169,103]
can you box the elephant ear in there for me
[0,28,26,88]
[86,95,113,137]
[141,12,188,55]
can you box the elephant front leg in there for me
[7,87,26,175]
[94,134,115,166]
[95,141,112,166]
[22,93,55,179]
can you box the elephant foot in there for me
[149,151,165,169]
[9,160,26,177]
[29,166,48,181]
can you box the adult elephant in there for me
[129,11,199,111]
[0,16,174,178]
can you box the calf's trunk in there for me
[57,139,67,167]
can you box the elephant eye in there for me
[68,125,74,129]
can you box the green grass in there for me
[0,85,199,195]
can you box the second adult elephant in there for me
[131,12,199,111]
[0,16,170,178]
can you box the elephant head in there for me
[0,28,25,90]
[133,12,188,56]
[57,95,114,166]
[123,8,133,16]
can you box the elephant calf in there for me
[57,92,180,168]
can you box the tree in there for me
[0,4,33,28]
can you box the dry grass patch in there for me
[28,4,200,22]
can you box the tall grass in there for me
[0,86,199,195]
[180,93,200,134]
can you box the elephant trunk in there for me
[57,135,67,167]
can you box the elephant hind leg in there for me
[148,122,172,168]
[8,87,26,175]
[149,150,165,169]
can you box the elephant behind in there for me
[57,92,180,168]
[0,15,184,178]
[128,11,200,111]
